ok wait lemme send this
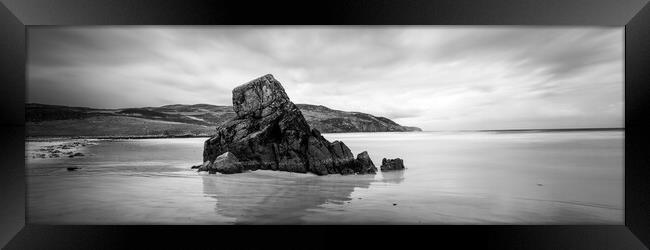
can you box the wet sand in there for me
[26,131,623,224]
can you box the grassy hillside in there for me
[26,103,421,137]
[27,116,216,137]
[296,104,421,133]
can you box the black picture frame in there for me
[1,0,649,249]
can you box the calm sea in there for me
[26,130,623,224]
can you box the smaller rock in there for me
[67,167,79,171]
[356,151,377,174]
[73,152,84,156]
[380,158,405,171]
[193,161,210,170]
[209,152,243,174]
[197,161,211,171]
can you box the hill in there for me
[295,104,421,133]
[26,103,422,137]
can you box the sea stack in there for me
[380,158,405,171]
[202,74,376,175]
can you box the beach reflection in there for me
[201,170,404,224]
[379,170,405,184]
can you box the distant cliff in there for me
[295,104,421,133]
[26,103,422,137]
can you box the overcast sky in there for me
[28,26,623,131]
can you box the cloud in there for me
[27,26,623,130]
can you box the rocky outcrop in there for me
[203,74,376,176]
[380,158,405,171]
[27,139,94,159]
[356,151,377,174]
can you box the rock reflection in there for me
[201,171,388,224]
[379,170,405,184]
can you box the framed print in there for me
[1,0,649,249]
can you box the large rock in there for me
[232,76,290,119]
[203,74,374,175]
[380,158,405,171]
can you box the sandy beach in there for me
[25,130,623,224]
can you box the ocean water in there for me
[26,131,624,224]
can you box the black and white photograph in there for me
[25,26,624,224]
